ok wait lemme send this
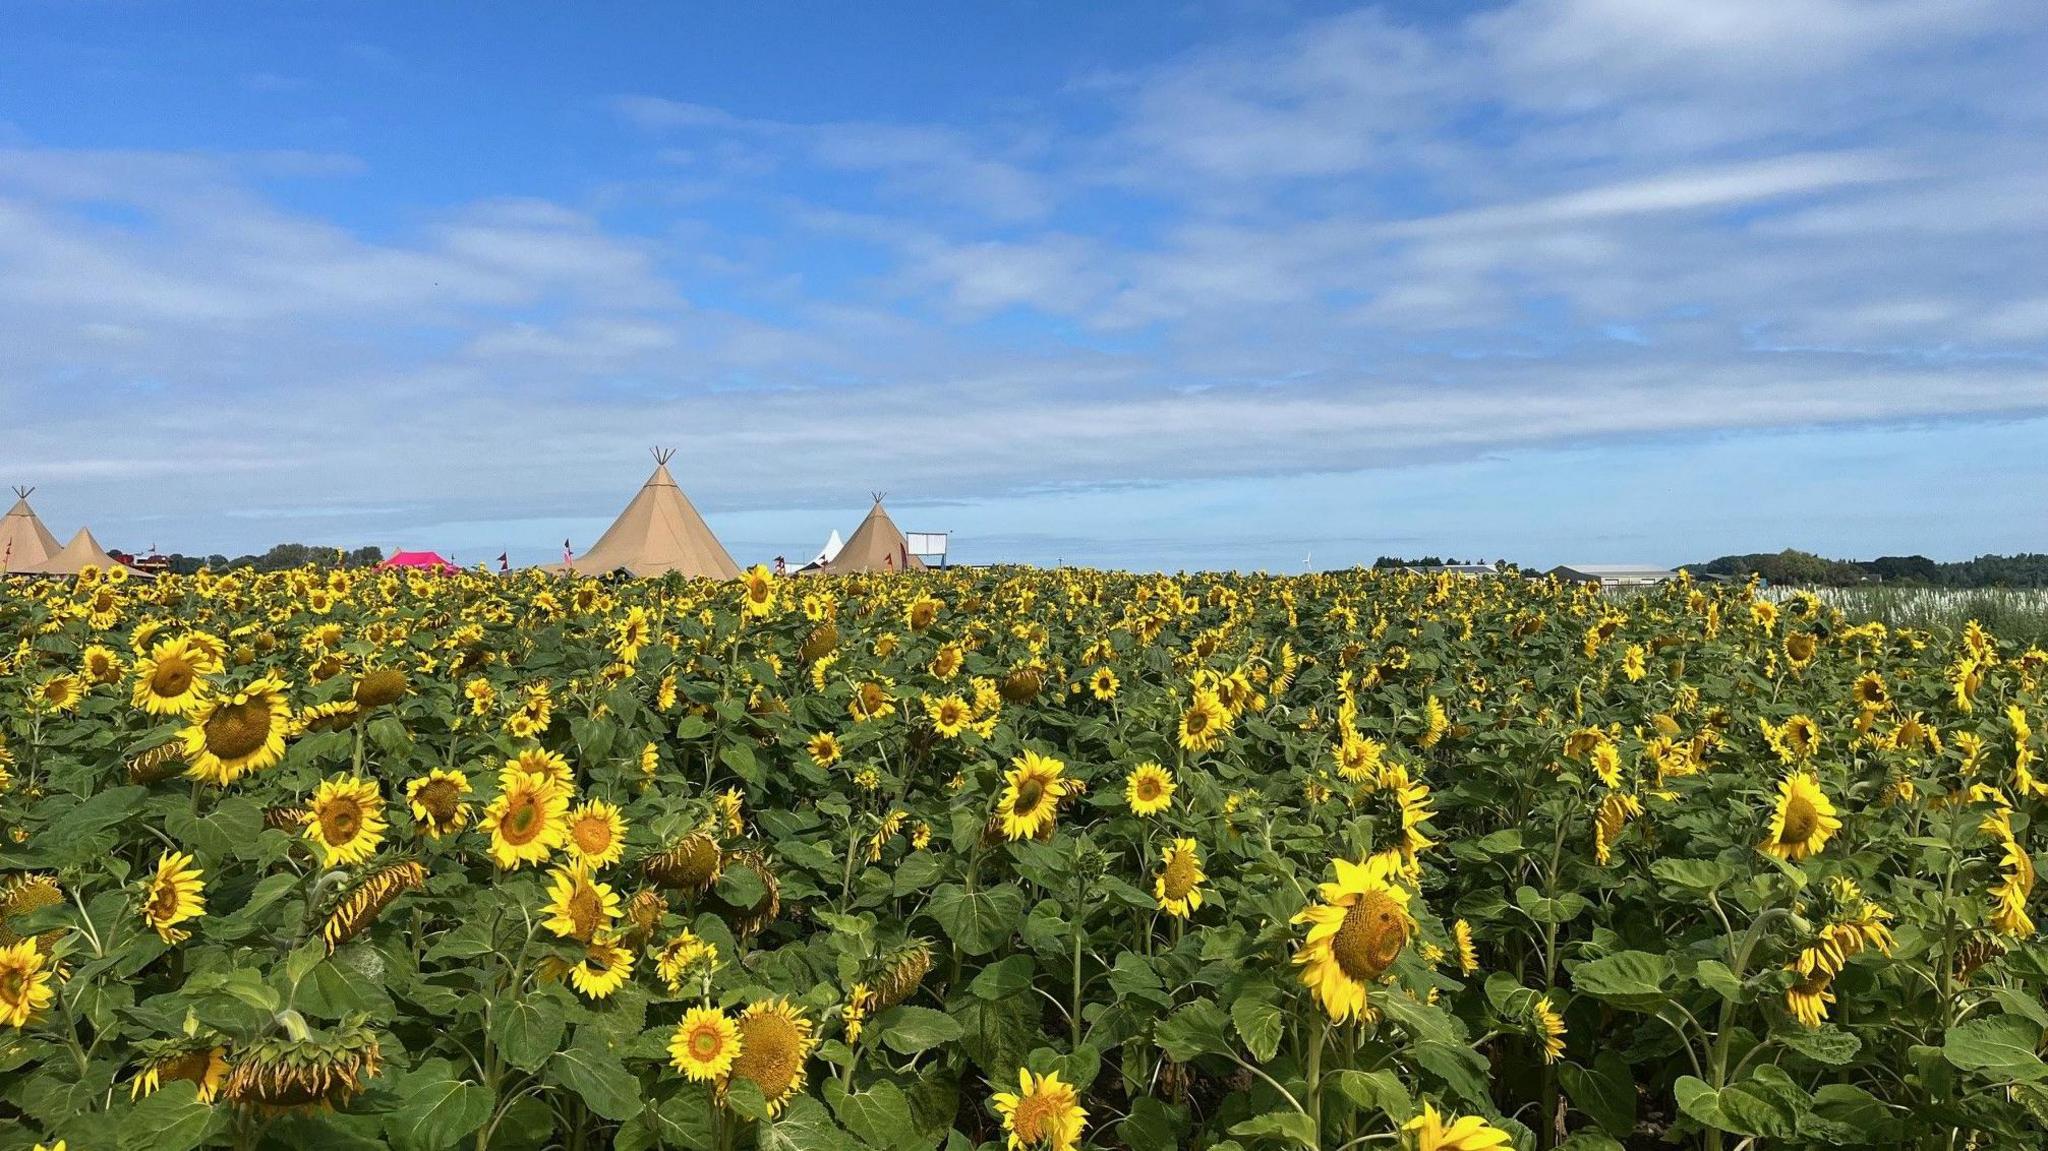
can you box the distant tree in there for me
[1684,550,2048,588]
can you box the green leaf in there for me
[761,1095,859,1151]
[1570,951,1674,1010]
[1412,1039,1490,1107]
[1228,1110,1318,1148]
[120,1080,223,1151]
[1777,1024,1861,1066]
[1674,1076,1737,1134]
[549,1033,642,1121]
[1329,1069,1413,1122]
[387,1077,494,1151]
[1693,960,1742,1003]
[1230,983,1285,1062]
[969,954,1036,1000]
[1805,1083,1895,1145]
[1944,1015,2048,1082]
[1558,1051,1635,1137]
[719,741,763,786]
[1155,998,1233,1062]
[1650,858,1737,893]
[1557,1134,1625,1151]
[824,1078,918,1151]
[491,993,568,1072]
[878,1005,966,1054]
[925,883,1025,956]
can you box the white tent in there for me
[794,530,843,574]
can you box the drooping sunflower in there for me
[1531,995,1566,1063]
[141,850,207,944]
[1291,853,1414,1023]
[564,799,628,869]
[1403,1102,1512,1151]
[1154,838,1207,919]
[564,933,635,1000]
[132,635,216,716]
[1784,966,1835,1028]
[130,1035,231,1102]
[925,694,973,739]
[644,831,723,892]
[1177,689,1230,753]
[180,674,291,784]
[1760,771,1841,861]
[481,768,570,870]
[996,751,1073,841]
[722,999,816,1115]
[303,775,388,867]
[351,667,408,710]
[223,1021,381,1112]
[321,859,427,952]
[655,930,719,994]
[1124,762,1175,815]
[542,865,621,943]
[670,1006,742,1082]
[0,874,65,952]
[991,1067,1087,1151]
[1417,695,1450,749]
[0,938,56,1027]
[405,769,473,839]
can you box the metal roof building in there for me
[1548,564,1679,588]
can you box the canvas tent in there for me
[793,530,843,575]
[823,496,925,575]
[379,550,457,573]
[1,487,62,573]
[31,527,135,578]
[564,450,740,580]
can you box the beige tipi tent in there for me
[823,495,925,575]
[1,487,62,574]
[566,450,740,580]
[31,527,138,578]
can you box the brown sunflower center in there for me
[1135,777,1163,802]
[1,965,27,1000]
[732,1011,802,1100]
[1011,1089,1064,1145]
[500,795,542,844]
[1332,890,1407,981]
[150,658,195,698]
[689,1024,725,1059]
[1780,793,1820,844]
[1013,778,1047,815]
[148,879,184,919]
[572,817,613,855]
[319,798,364,845]
[205,698,274,760]
[415,779,460,820]
[1186,708,1213,735]
[1161,852,1199,900]
[566,885,605,940]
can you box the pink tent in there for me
[377,550,457,573]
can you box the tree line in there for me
[145,543,387,575]
[1682,549,2048,588]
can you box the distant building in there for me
[1548,564,1678,588]
[1408,563,1502,578]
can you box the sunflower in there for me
[33,673,82,713]
[1404,1102,1512,1151]
[741,565,777,618]
[0,938,56,1027]
[132,635,216,716]
[223,1022,381,1112]
[560,933,635,1000]
[564,799,627,869]
[1088,667,1119,702]
[670,1007,742,1082]
[507,746,573,789]
[992,1067,1087,1151]
[405,769,473,838]
[180,674,291,784]
[1178,690,1230,753]
[1988,829,2036,939]
[1851,671,1890,711]
[615,606,651,663]
[482,768,570,870]
[1620,645,1646,683]
[925,694,973,739]
[644,831,723,892]
[321,859,427,951]
[997,751,1073,841]
[303,775,388,867]
[807,732,843,769]
[1334,733,1385,783]
[542,865,621,943]
[1291,853,1414,1023]
[351,667,408,710]
[1764,714,1822,763]
[1531,995,1566,1063]
[1783,631,1817,668]
[141,850,207,944]
[1124,762,1175,815]
[1154,838,1206,919]
[0,874,64,951]
[842,982,872,1042]
[851,679,896,723]
[1417,695,1450,749]
[1784,966,1835,1028]
[722,999,816,1114]
[655,930,719,994]
[82,644,124,684]
[1760,771,1841,861]
[130,1036,231,1102]
[1453,919,1480,974]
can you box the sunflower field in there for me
[1,563,2046,1151]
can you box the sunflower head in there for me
[130,1034,231,1103]
[352,667,409,710]
[643,832,723,892]
[869,938,934,1010]
[224,1020,382,1113]
[670,1006,742,1083]
[992,1067,1087,1151]
[722,999,815,1114]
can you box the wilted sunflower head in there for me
[352,667,409,710]
[224,1020,382,1113]
[130,1034,231,1103]
[643,832,723,892]
[0,873,64,949]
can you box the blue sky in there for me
[3,1,2044,570]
